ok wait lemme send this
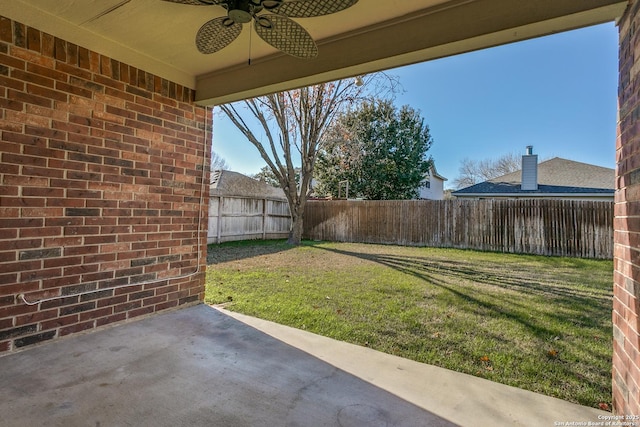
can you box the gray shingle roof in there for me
[453,158,614,196]
[210,170,286,199]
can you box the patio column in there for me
[615,0,640,415]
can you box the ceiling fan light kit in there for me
[162,0,358,58]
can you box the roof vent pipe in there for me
[521,146,538,191]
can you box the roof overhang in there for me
[453,193,615,199]
[0,0,628,105]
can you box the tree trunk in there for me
[287,196,307,245]
[287,213,304,245]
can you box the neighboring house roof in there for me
[453,158,614,197]
[210,170,286,199]
[428,163,447,181]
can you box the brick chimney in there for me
[521,146,538,191]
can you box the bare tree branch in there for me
[453,152,523,189]
[218,75,393,244]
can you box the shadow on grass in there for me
[207,239,295,264]
[311,244,612,403]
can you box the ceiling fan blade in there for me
[161,0,224,5]
[254,15,318,58]
[196,17,242,54]
[273,0,358,18]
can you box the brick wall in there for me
[0,16,210,354]
[615,1,640,416]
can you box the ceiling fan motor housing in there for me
[227,0,258,23]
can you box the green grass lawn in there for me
[205,240,613,410]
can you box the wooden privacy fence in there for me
[303,199,614,259]
[208,196,291,244]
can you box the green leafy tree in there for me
[251,165,300,188]
[251,165,280,187]
[315,99,433,200]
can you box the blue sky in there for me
[211,22,619,188]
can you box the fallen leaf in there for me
[547,349,559,358]
[480,355,490,362]
[598,402,610,411]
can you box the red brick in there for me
[0,52,26,69]
[143,295,167,306]
[0,302,39,319]
[59,320,95,336]
[15,308,58,326]
[41,314,78,330]
[8,90,53,108]
[57,81,92,99]
[0,340,9,352]
[64,264,99,276]
[12,69,53,88]
[83,271,115,283]
[96,312,126,327]
[41,33,54,58]
[44,256,82,268]
[25,83,67,103]
[615,1,640,415]
[53,37,66,62]
[79,306,112,321]
[20,227,62,241]
[0,260,41,274]
[22,165,64,178]
[127,305,153,319]
[154,300,178,312]
[22,208,63,217]
[0,273,18,286]
[0,16,207,355]
[41,275,81,289]
[0,17,11,43]
[96,295,127,308]
[20,267,62,282]
[44,237,83,248]
[113,301,141,313]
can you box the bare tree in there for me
[219,78,376,245]
[453,152,521,189]
[210,150,229,172]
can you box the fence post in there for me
[216,196,222,244]
[262,197,267,240]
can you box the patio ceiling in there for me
[0,0,627,105]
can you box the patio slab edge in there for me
[212,305,609,427]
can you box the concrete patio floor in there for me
[0,304,608,426]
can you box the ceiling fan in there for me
[161,0,358,59]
